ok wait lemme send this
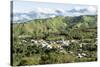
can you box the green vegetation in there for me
[12,15,97,66]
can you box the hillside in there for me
[12,15,97,40]
[12,15,97,66]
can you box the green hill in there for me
[12,15,97,66]
[12,15,97,40]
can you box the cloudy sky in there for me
[13,0,97,16]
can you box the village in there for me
[20,38,97,59]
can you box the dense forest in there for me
[12,15,97,66]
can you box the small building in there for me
[31,39,38,44]
[77,53,83,58]
[81,53,86,56]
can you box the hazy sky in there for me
[13,0,97,16]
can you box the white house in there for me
[31,39,38,44]
[77,53,83,58]
[62,39,70,46]
[46,45,52,49]
[68,51,73,54]
[81,53,86,56]
[79,43,82,47]
[22,40,27,43]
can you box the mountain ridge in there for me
[13,7,97,22]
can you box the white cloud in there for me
[87,6,97,13]
[21,15,31,19]
[50,15,56,18]
[14,16,19,21]
[74,7,82,11]
[56,8,65,13]
[36,7,66,15]
[37,7,56,14]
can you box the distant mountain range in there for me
[13,8,96,22]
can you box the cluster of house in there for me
[30,39,70,49]
[21,39,96,58]
[77,53,87,58]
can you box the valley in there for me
[12,15,97,66]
